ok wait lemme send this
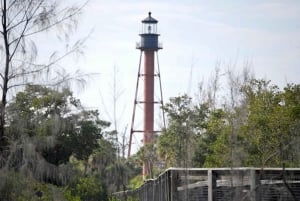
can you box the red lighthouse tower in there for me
[128,12,165,177]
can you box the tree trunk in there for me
[0,0,10,147]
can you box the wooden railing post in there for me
[208,169,216,201]
[250,169,257,201]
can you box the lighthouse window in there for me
[148,25,151,33]
[142,23,157,34]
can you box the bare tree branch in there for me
[0,0,89,142]
[24,1,88,38]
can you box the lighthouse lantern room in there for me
[137,12,161,50]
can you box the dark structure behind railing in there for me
[113,167,300,201]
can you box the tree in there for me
[0,0,88,146]
[158,95,208,167]
[194,108,228,167]
[0,171,64,201]
[67,175,108,201]
[4,85,109,183]
[241,80,300,167]
[282,84,300,165]
[205,80,300,168]
[135,143,158,178]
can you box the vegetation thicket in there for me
[156,73,300,170]
[133,68,300,190]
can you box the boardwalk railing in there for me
[113,167,300,201]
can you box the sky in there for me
[48,0,300,153]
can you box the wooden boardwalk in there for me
[113,167,300,201]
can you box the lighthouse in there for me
[128,12,165,177]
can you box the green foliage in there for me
[64,190,81,201]
[136,143,158,178]
[6,85,109,167]
[1,85,121,199]
[159,80,300,169]
[0,171,62,201]
[240,80,300,167]
[203,125,231,167]
[158,94,209,167]
[129,174,143,190]
[108,197,120,201]
[91,139,117,174]
[89,138,134,193]
[67,175,108,201]
[108,197,137,201]
[159,95,191,166]
[197,109,230,167]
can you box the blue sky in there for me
[53,0,300,152]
